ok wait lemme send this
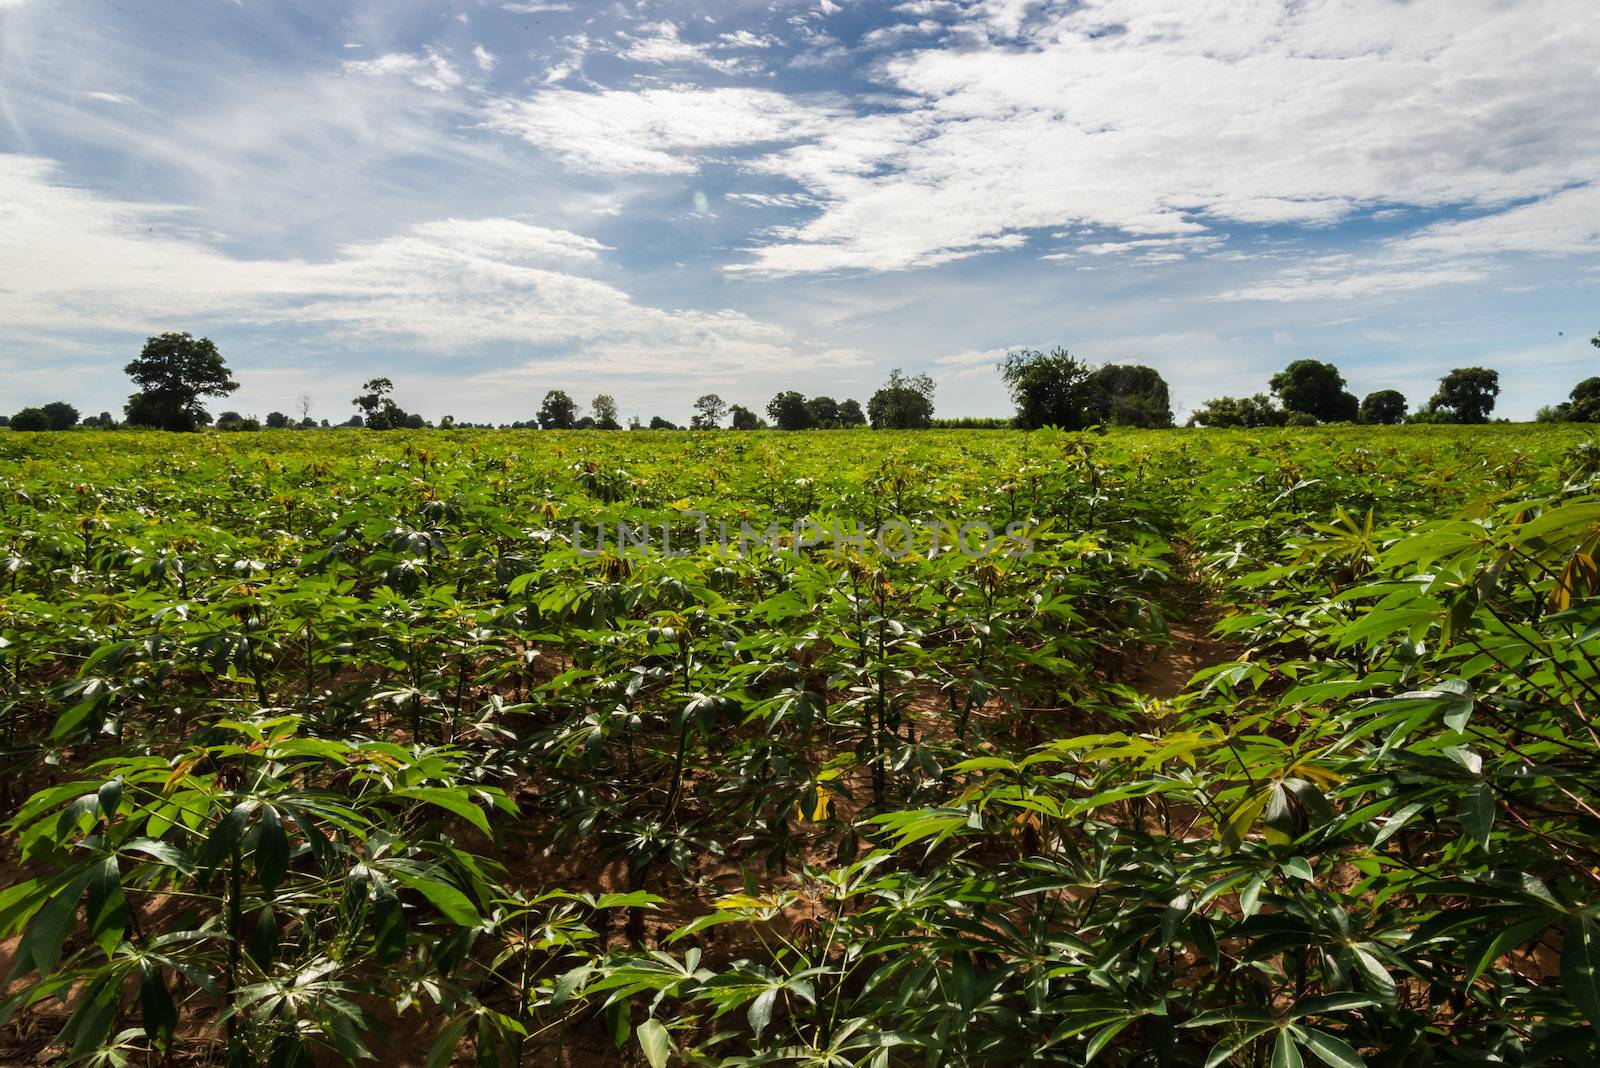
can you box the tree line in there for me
[1189,361,1503,427]
[7,330,1599,432]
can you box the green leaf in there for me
[388,868,481,927]
[1273,1029,1304,1068]
[1562,916,1600,1036]
[138,960,178,1047]
[15,868,94,976]
[1085,1018,1134,1062]
[1295,1026,1366,1068]
[393,787,492,836]
[427,1017,470,1068]
[749,986,777,1041]
[637,1018,671,1068]
[85,855,127,958]
[1281,857,1315,882]
[1239,874,1266,917]
[1458,783,1494,850]
[1349,945,1395,1002]
[255,806,290,893]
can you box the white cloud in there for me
[82,91,133,105]
[1218,181,1600,301]
[500,2,570,11]
[861,21,945,47]
[1216,262,1492,303]
[482,88,840,174]
[726,191,818,209]
[0,155,797,374]
[933,345,1016,380]
[614,22,757,74]
[716,30,779,49]
[681,0,1600,274]
[892,1,964,13]
[1072,235,1224,257]
[1393,183,1600,259]
[342,50,462,93]
[473,45,496,73]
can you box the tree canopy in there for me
[123,333,239,431]
[997,348,1092,430]
[766,391,814,431]
[1536,377,1600,424]
[40,401,80,431]
[9,408,50,432]
[1269,359,1358,423]
[591,395,621,430]
[538,390,578,430]
[352,378,410,430]
[1190,394,1286,428]
[691,394,728,430]
[868,369,937,430]
[1084,364,1173,428]
[1359,390,1408,425]
[1424,367,1500,424]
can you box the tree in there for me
[868,368,937,430]
[0,415,9,427]
[123,333,239,431]
[838,399,866,427]
[352,378,408,430]
[997,348,1090,430]
[1359,390,1408,425]
[1189,394,1285,428]
[41,401,80,431]
[1424,367,1500,424]
[538,390,578,430]
[648,416,679,430]
[691,394,728,430]
[1083,364,1173,428]
[265,411,290,429]
[766,391,814,431]
[805,396,840,428]
[10,408,49,431]
[1569,377,1600,423]
[591,394,621,430]
[729,404,761,430]
[1269,359,1359,423]
[296,392,314,426]
[216,411,260,431]
[1537,378,1600,423]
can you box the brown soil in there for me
[1134,612,1243,700]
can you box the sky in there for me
[2,0,1597,426]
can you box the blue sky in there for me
[2,0,1597,425]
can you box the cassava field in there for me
[5,425,1600,1067]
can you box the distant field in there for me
[4,425,1600,1065]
